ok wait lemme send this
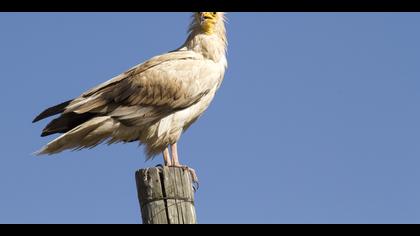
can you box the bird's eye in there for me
[212,12,217,15]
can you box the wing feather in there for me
[64,50,213,118]
[35,50,217,138]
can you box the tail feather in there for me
[35,116,115,155]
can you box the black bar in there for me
[1,0,419,12]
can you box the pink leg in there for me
[170,142,199,189]
[171,142,180,166]
[163,147,172,166]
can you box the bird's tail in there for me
[35,116,116,155]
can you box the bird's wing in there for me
[57,50,218,126]
[79,50,198,98]
[33,50,199,123]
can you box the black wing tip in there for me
[40,126,61,137]
[32,115,43,123]
[32,99,73,123]
[32,111,52,123]
[40,128,59,137]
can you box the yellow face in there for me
[197,12,218,35]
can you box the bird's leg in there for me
[163,147,172,166]
[170,142,199,190]
[171,142,180,166]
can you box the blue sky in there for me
[0,13,419,223]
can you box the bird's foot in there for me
[171,164,199,192]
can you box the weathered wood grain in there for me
[135,166,196,224]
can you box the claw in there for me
[173,165,199,192]
[185,167,199,192]
[192,180,199,192]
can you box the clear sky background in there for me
[0,13,419,224]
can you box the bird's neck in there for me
[185,34,227,62]
[183,20,227,63]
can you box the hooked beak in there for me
[199,13,212,25]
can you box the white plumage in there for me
[33,12,227,167]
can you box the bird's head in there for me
[195,12,225,35]
[185,12,227,59]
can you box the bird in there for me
[32,12,227,180]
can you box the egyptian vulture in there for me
[33,12,227,175]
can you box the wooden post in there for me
[135,166,197,224]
